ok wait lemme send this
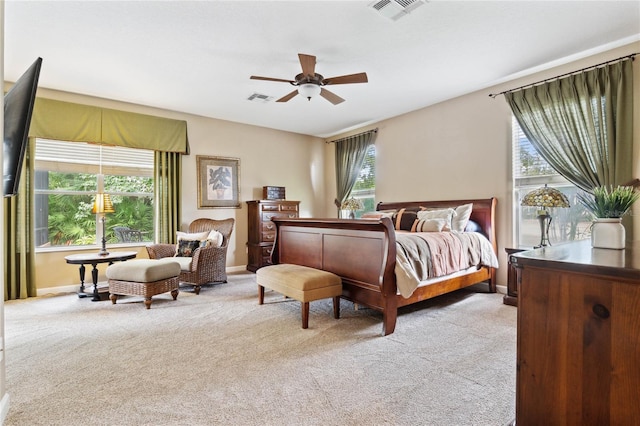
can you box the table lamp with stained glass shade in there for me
[341,197,364,219]
[521,184,570,248]
[92,175,115,255]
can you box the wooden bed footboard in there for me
[271,198,498,336]
[271,217,398,334]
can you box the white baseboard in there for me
[37,266,252,297]
[496,284,507,295]
[0,392,10,425]
[227,265,249,273]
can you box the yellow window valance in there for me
[29,97,189,154]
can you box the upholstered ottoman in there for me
[256,263,342,329]
[106,259,181,309]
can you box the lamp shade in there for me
[298,83,321,100]
[521,184,570,209]
[91,193,115,214]
[341,197,364,211]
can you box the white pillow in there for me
[206,230,224,247]
[176,231,209,242]
[414,218,446,232]
[451,203,473,233]
[361,210,395,220]
[417,208,457,231]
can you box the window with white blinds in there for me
[347,144,376,217]
[512,117,591,247]
[35,139,154,176]
[512,120,567,187]
[34,139,154,249]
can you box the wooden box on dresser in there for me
[246,200,300,272]
[511,240,640,425]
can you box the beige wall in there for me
[33,89,325,293]
[30,41,640,293]
[324,41,640,287]
[0,1,7,414]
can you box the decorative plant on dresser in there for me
[578,185,639,249]
[246,199,300,272]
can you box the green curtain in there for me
[4,138,36,300]
[333,130,377,216]
[30,98,189,153]
[505,59,634,192]
[102,109,188,153]
[155,151,182,244]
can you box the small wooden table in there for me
[65,251,137,301]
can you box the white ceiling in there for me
[4,1,640,138]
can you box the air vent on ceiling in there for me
[247,93,273,103]
[369,0,426,21]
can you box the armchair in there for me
[146,218,235,294]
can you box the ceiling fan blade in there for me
[320,88,345,105]
[298,54,316,77]
[276,90,299,103]
[323,72,368,85]
[250,75,295,84]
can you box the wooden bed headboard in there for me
[376,198,497,254]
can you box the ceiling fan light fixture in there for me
[298,83,321,101]
[250,53,367,104]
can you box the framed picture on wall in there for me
[197,155,241,208]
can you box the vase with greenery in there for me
[577,185,639,249]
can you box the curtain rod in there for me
[488,52,638,99]
[326,128,378,144]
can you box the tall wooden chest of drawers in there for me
[246,200,300,272]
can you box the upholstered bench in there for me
[106,259,181,309]
[256,263,342,329]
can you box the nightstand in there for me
[504,248,527,306]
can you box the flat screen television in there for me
[4,57,42,197]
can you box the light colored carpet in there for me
[3,272,517,426]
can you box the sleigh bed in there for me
[270,198,498,336]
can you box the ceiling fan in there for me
[250,53,368,105]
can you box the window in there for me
[512,118,592,247]
[34,139,154,249]
[344,144,376,218]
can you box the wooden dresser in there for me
[246,200,300,272]
[511,240,640,425]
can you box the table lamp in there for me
[521,184,570,248]
[92,146,116,255]
[341,197,364,219]
[92,191,115,255]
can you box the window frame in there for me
[33,139,155,252]
[342,144,376,218]
[512,118,591,248]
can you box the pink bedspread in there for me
[394,231,499,298]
